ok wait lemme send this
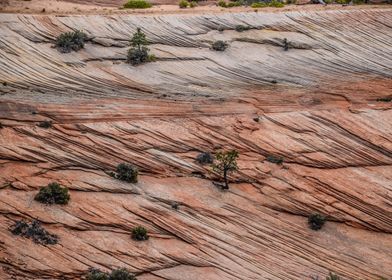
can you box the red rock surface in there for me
[0,7,392,280]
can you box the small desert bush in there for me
[308,213,326,230]
[196,152,214,165]
[266,155,283,164]
[217,0,242,6]
[131,226,149,241]
[189,1,198,7]
[35,182,70,205]
[211,40,228,51]
[37,120,52,128]
[235,25,251,32]
[179,0,189,7]
[114,163,139,183]
[55,30,87,53]
[87,268,137,280]
[251,2,267,7]
[10,220,58,245]
[269,0,284,7]
[123,0,152,8]
[376,97,392,102]
[326,272,341,280]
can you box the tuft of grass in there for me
[132,226,149,241]
[123,0,152,8]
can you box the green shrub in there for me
[87,268,137,280]
[86,268,109,280]
[34,182,70,205]
[326,272,341,280]
[109,268,136,280]
[123,0,152,8]
[235,25,251,32]
[115,163,139,183]
[266,155,283,164]
[217,0,227,6]
[55,30,87,53]
[376,97,392,102]
[132,226,149,241]
[189,1,198,7]
[10,220,58,245]
[269,0,284,7]
[127,28,153,66]
[251,2,267,7]
[211,40,228,51]
[308,213,326,231]
[196,152,214,165]
[227,0,242,6]
[37,120,52,128]
[179,0,189,7]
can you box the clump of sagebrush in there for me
[113,163,139,183]
[131,226,149,241]
[34,182,70,205]
[308,213,326,231]
[266,155,283,164]
[217,0,242,6]
[189,1,197,7]
[235,25,251,32]
[37,120,52,129]
[127,28,154,66]
[326,272,341,280]
[9,220,58,245]
[179,0,189,7]
[55,30,87,53]
[212,150,239,190]
[86,268,137,280]
[211,40,228,51]
[196,152,214,165]
[123,0,152,8]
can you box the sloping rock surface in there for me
[0,8,392,280]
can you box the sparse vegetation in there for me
[55,30,87,53]
[250,0,284,7]
[212,150,239,190]
[34,182,70,205]
[123,0,152,8]
[38,120,53,128]
[189,1,198,7]
[131,226,149,241]
[114,163,139,183]
[326,272,341,280]
[217,0,243,7]
[376,97,392,102]
[179,0,189,7]
[235,25,251,32]
[9,220,58,245]
[266,155,283,164]
[196,152,214,165]
[211,40,228,51]
[283,38,289,51]
[86,268,137,280]
[308,213,326,230]
[127,28,154,66]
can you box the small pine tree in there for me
[212,150,239,189]
[127,28,152,65]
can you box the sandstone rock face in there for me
[0,7,392,280]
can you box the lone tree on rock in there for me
[212,150,239,190]
[127,28,154,65]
